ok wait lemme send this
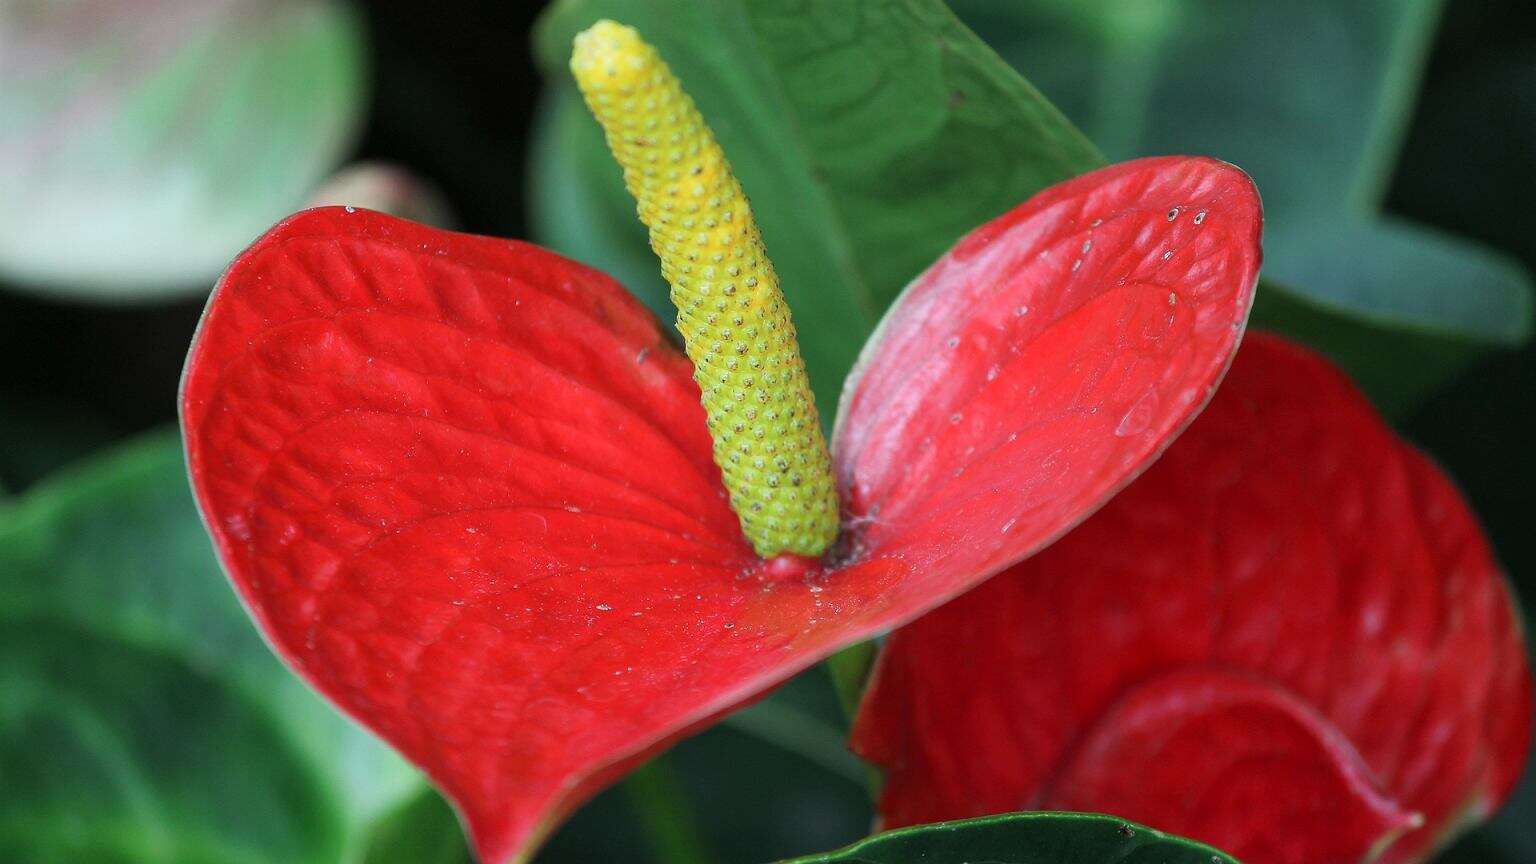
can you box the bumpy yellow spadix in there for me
[571,20,838,558]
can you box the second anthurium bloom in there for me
[850,334,1534,864]
[181,20,1262,864]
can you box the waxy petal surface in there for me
[182,208,759,862]
[834,156,1261,586]
[851,333,1533,864]
[182,155,1260,864]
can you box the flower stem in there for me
[625,756,716,864]
[824,640,876,720]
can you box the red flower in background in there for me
[851,333,1533,864]
[181,151,1260,862]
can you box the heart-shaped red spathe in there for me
[180,155,1260,863]
[849,333,1533,864]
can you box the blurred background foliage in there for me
[1,0,1533,861]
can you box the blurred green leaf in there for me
[949,0,1441,216]
[529,88,669,318]
[1264,219,1532,346]
[779,812,1238,864]
[0,431,419,861]
[531,0,1102,412]
[0,622,340,864]
[0,0,366,299]
[360,790,471,864]
[949,0,1533,406]
[1251,219,1533,414]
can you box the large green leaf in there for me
[949,0,1533,398]
[1251,220,1533,414]
[780,812,1239,864]
[0,431,419,861]
[531,0,1102,413]
[0,0,366,299]
[0,622,340,864]
[948,0,1439,217]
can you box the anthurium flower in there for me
[180,20,1261,864]
[850,332,1533,864]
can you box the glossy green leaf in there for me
[0,0,366,299]
[0,431,419,861]
[779,812,1239,864]
[531,0,1102,413]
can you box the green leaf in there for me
[528,87,671,320]
[0,0,366,299]
[0,622,341,864]
[360,791,472,864]
[531,0,1102,413]
[948,0,1533,406]
[1250,220,1533,413]
[0,431,420,861]
[949,0,1442,217]
[779,812,1239,864]
[1263,219,1533,347]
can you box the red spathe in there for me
[851,333,1533,864]
[180,156,1261,862]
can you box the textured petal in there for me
[181,208,762,862]
[1043,670,1421,864]
[850,333,1533,864]
[184,154,1264,864]
[833,155,1261,588]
